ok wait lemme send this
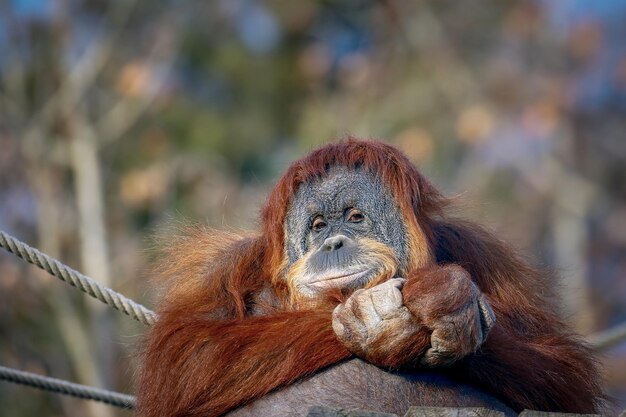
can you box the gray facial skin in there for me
[283,166,409,292]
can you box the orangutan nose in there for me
[322,235,348,252]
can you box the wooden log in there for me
[518,410,602,417]
[403,407,505,417]
[307,405,399,417]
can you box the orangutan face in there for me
[283,166,410,298]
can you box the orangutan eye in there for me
[311,217,327,232]
[346,208,364,223]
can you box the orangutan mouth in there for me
[308,269,371,289]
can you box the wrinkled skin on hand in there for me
[332,278,425,368]
[332,265,495,369]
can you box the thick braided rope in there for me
[0,230,156,326]
[0,365,135,409]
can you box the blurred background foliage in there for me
[1,0,626,415]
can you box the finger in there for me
[333,303,369,348]
[332,303,355,339]
[387,277,406,288]
[420,309,481,368]
[477,295,496,341]
[420,327,459,368]
[335,292,372,340]
[370,279,405,318]
[348,288,382,329]
[386,277,406,305]
[331,305,347,339]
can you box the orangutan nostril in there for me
[323,235,347,251]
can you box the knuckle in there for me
[397,306,412,320]
[351,289,370,305]
[351,295,370,313]
[352,288,366,297]
[332,317,345,336]
[346,292,364,309]
[332,304,345,319]
[334,304,360,327]
[390,286,404,303]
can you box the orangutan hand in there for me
[332,278,426,368]
[404,264,496,368]
[332,266,496,369]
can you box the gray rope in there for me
[0,230,156,326]
[0,365,135,409]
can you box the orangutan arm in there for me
[405,265,601,413]
[137,308,350,417]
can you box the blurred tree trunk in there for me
[551,163,598,335]
[67,120,117,417]
[24,142,114,417]
[17,1,118,414]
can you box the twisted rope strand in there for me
[0,230,156,326]
[0,365,135,409]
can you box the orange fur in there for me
[358,238,399,288]
[405,216,434,271]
